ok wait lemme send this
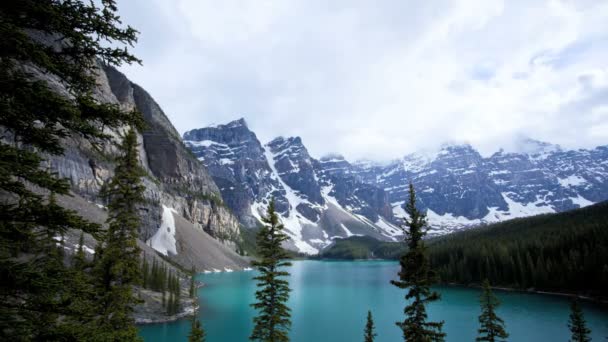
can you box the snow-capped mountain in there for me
[184,120,608,249]
[351,139,608,234]
[183,119,400,254]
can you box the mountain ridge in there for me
[184,118,608,250]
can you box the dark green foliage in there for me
[319,235,406,260]
[188,316,206,342]
[0,0,140,339]
[250,199,292,342]
[93,128,145,340]
[427,201,608,297]
[190,265,197,298]
[391,184,445,342]
[240,225,261,257]
[142,254,150,289]
[476,279,508,342]
[364,310,377,342]
[568,300,591,342]
[147,258,168,292]
[165,270,181,316]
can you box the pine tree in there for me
[0,1,140,339]
[250,199,292,342]
[142,254,150,289]
[74,232,87,269]
[568,300,591,342]
[93,128,145,340]
[364,310,377,342]
[391,183,445,342]
[188,316,206,342]
[167,291,175,315]
[190,265,197,298]
[476,279,508,342]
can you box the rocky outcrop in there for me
[42,63,244,266]
[184,119,400,254]
[183,119,278,227]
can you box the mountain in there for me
[183,120,401,254]
[43,63,248,272]
[351,139,608,234]
[184,120,608,252]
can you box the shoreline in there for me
[311,258,608,304]
[442,282,608,305]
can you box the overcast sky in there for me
[116,0,608,161]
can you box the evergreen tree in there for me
[391,183,445,341]
[476,279,508,342]
[142,254,149,289]
[188,316,206,342]
[0,0,140,339]
[250,199,292,342]
[73,232,87,269]
[167,291,175,315]
[364,310,377,342]
[190,265,197,298]
[93,128,145,340]
[568,300,591,342]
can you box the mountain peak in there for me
[227,117,248,128]
[320,153,346,162]
[268,136,303,147]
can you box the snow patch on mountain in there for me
[340,223,355,237]
[147,205,178,256]
[374,217,402,239]
[427,209,481,228]
[500,192,556,217]
[570,195,594,208]
[392,201,407,218]
[558,175,587,188]
[262,146,319,254]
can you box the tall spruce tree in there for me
[476,279,508,342]
[364,310,377,342]
[0,0,140,339]
[188,316,206,342]
[250,199,292,342]
[94,128,145,340]
[568,300,591,342]
[190,265,197,298]
[391,183,445,342]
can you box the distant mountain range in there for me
[184,118,608,253]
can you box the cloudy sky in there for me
[116,0,608,161]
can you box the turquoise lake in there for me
[139,260,608,341]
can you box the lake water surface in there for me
[139,260,608,341]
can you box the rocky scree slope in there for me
[184,119,401,254]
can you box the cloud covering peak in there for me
[117,0,608,161]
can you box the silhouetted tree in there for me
[0,0,140,339]
[476,279,508,342]
[94,128,145,340]
[364,310,377,342]
[391,183,445,341]
[568,300,591,342]
[250,199,292,342]
[188,316,206,342]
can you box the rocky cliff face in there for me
[184,119,400,254]
[44,63,243,266]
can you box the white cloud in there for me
[117,0,608,161]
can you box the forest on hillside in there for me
[427,201,608,298]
